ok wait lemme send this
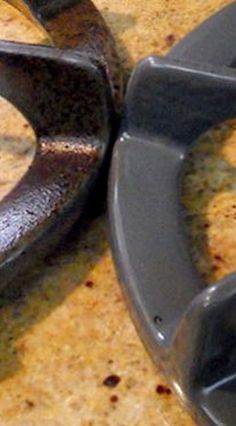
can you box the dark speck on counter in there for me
[103,375,121,388]
[156,384,172,395]
[85,280,95,288]
[25,400,35,408]
[110,395,119,403]
[165,33,176,46]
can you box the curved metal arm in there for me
[0,40,114,290]
[7,0,122,105]
[110,55,236,345]
[109,3,236,425]
[0,0,121,291]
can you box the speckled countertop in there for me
[0,1,234,425]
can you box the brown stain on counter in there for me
[0,0,234,425]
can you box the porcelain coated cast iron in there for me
[109,3,236,425]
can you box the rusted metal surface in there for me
[8,0,122,104]
[0,0,121,292]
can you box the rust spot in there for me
[25,400,35,408]
[103,375,121,388]
[166,33,176,47]
[110,395,119,403]
[85,280,95,288]
[156,384,165,394]
[156,384,172,395]
[214,255,223,261]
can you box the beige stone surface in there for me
[0,1,234,425]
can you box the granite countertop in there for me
[0,0,234,425]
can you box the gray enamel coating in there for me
[109,3,236,425]
[169,1,236,67]
[0,0,121,292]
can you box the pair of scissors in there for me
[0,0,122,291]
[109,2,236,425]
